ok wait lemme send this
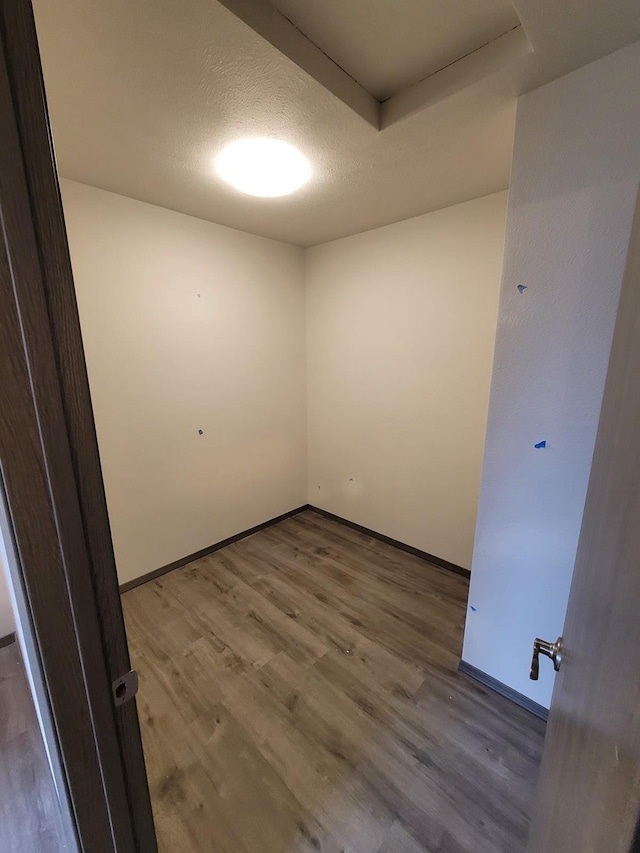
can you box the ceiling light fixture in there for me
[215,138,311,198]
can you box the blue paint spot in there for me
[517,284,527,293]
[534,440,546,449]
[470,606,477,612]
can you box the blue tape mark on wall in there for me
[469,606,477,612]
[534,440,546,449]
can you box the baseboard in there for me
[458,660,549,721]
[307,505,471,580]
[119,505,310,594]
[119,502,470,594]
[0,632,16,649]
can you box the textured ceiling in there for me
[33,0,640,247]
[270,0,520,100]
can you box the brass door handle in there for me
[530,637,563,680]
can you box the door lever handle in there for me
[530,636,563,680]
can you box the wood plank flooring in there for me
[0,641,70,852]
[123,510,546,853]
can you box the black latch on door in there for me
[112,669,139,706]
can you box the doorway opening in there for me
[3,0,640,851]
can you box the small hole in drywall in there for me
[517,284,527,293]
[198,429,204,435]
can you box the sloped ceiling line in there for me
[382,26,532,128]
[217,0,532,130]
[216,0,380,127]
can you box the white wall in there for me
[306,193,507,570]
[462,41,640,708]
[61,180,307,585]
[0,560,13,637]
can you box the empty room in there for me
[1,1,640,851]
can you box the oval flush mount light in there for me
[215,138,311,198]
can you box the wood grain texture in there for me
[0,26,130,846]
[308,505,471,579]
[120,505,309,593]
[123,509,545,852]
[0,1,161,845]
[458,661,548,721]
[527,195,640,851]
[0,643,69,852]
[0,1,156,847]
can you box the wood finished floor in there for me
[0,641,70,852]
[123,510,546,853]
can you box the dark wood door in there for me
[0,1,157,849]
[527,196,640,850]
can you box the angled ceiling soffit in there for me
[216,0,532,131]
